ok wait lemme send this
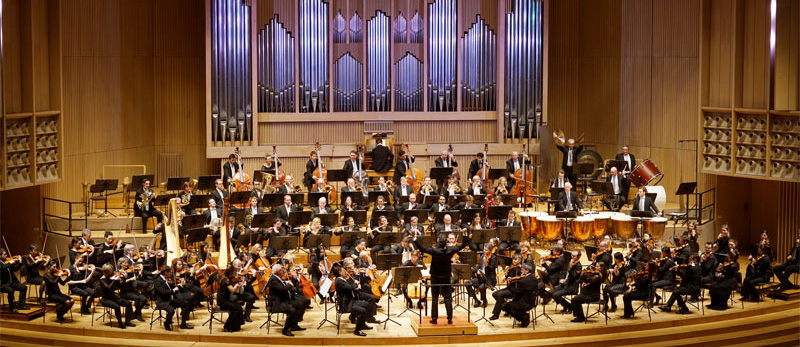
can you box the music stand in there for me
[186,194,211,212]
[447,194,466,207]
[288,211,313,227]
[606,160,629,173]
[236,231,260,250]
[342,210,368,226]
[340,191,366,206]
[326,169,349,183]
[185,228,211,248]
[429,167,452,182]
[591,181,617,210]
[470,228,494,246]
[375,232,403,246]
[373,253,403,327]
[340,231,367,248]
[196,175,218,191]
[181,215,206,230]
[415,235,434,249]
[396,195,410,206]
[288,193,305,206]
[167,177,191,191]
[130,174,155,191]
[260,194,285,209]
[497,255,513,268]
[584,244,599,260]
[403,209,430,224]
[461,208,486,219]
[153,193,176,207]
[457,251,478,266]
[488,168,508,180]
[316,214,339,228]
[368,191,391,204]
[230,191,252,206]
[433,211,460,224]
[96,179,119,217]
[471,194,487,205]
[675,181,697,226]
[304,234,332,250]
[451,263,474,315]
[499,194,517,205]
[393,266,423,320]
[307,192,329,207]
[251,213,276,228]
[272,236,298,254]
[488,205,512,221]
[497,226,522,243]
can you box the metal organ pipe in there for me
[504,0,543,142]
[257,16,295,114]
[367,11,390,112]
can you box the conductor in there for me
[414,230,470,324]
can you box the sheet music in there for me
[381,273,393,293]
[421,269,430,278]
[319,277,333,298]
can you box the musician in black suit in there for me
[267,264,306,336]
[570,262,606,322]
[303,150,318,191]
[0,248,28,312]
[222,153,242,188]
[505,151,531,189]
[250,181,265,207]
[498,209,522,252]
[273,195,299,225]
[602,167,629,211]
[334,264,374,336]
[550,169,570,188]
[466,176,487,196]
[311,197,334,218]
[660,254,702,314]
[153,266,193,330]
[545,251,582,313]
[775,235,800,291]
[700,242,719,285]
[202,199,223,225]
[99,263,136,328]
[555,137,583,186]
[615,145,637,174]
[592,241,613,268]
[457,195,482,211]
[414,230,470,324]
[541,245,567,287]
[393,151,415,185]
[631,187,661,216]
[392,178,413,206]
[489,254,523,320]
[400,193,424,212]
[134,179,163,234]
[604,252,629,312]
[467,244,498,307]
[276,175,296,195]
[622,262,653,318]
[467,153,487,180]
[708,251,740,310]
[370,139,394,172]
[403,217,424,238]
[265,218,289,258]
[674,236,694,264]
[557,182,582,212]
[368,196,394,227]
[501,264,538,327]
[343,150,364,179]
[430,194,450,213]
[210,179,228,210]
[741,245,773,302]
[434,149,458,193]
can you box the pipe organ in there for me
[210,0,545,147]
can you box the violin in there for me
[3,255,22,264]
[76,245,94,254]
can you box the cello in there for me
[475,144,494,194]
[509,144,536,205]
[404,143,424,194]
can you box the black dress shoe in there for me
[571,317,585,323]
[18,305,30,310]
[282,330,295,337]
[136,315,146,322]
[481,301,488,308]
[244,316,253,322]
[609,305,617,313]
[366,318,380,324]
[429,319,438,324]
[165,324,173,331]
[126,321,136,327]
[252,305,260,310]
[447,317,453,324]
[659,306,671,312]
[676,308,690,314]
[291,326,306,331]
[621,314,633,319]
[180,323,194,329]
[354,330,366,336]
[488,315,499,321]
[358,324,373,330]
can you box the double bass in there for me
[232,147,252,191]
[312,142,328,182]
[476,143,494,194]
[269,146,286,187]
[509,144,536,205]
[404,143,424,194]
[447,144,460,183]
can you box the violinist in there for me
[468,244,498,308]
[545,251,582,313]
[171,258,204,315]
[774,235,800,291]
[336,217,361,259]
[642,232,655,253]
[99,263,136,328]
[43,261,74,323]
[121,244,148,291]
[603,252,628,313]
[267,263,306,337]
[681,221,699,244]
[217,265,245,332]
[23,244,47,301]
[414,229,470,325]
[622,261,655,319]
[153,265,194,330]
[142,248,166,285]
[401,250,426,310]
[116,258,147,322]
[79,229,97,264]
[700,242,719,286]
[265,218,288,258]
[624,238,645,275]
[0,248,28,312]
[592,241,613,268]
[519,242,535,268]
[303,150,318,191]
[335,264,373,336]
[67,254,96,315]
[68,237,83,265]
[651,247,677,306]
[231,258,258,322]
[98,231,123,266]
[660,254,701,314]
[500,264,538,327]
[541,245,567,287]
[570,262,606,323]
[498,210,521,253]
[489,253,523,320]
[707,251,740,310]
[741,245,772,302]
[673,236,694,264]
[712,224,731,256]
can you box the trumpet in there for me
[473,182,483,190]
[495,184,508,195]
[448,183,462,193]
[324,184,335,193]
[356,186,364,192]
[292,184,303,193]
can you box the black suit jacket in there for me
[678,264,702,293]
[550,177,570,188]
[311,206,334,218]
[555,145,583,170]
[211,188,228,208]
[498,219,521,228]
[606,173,630,196]
[415,236,469,282]
[393,158,415,184]
[510,274,539,308]
[222,162,242,187]
[632,196,659,214]
[334,276,359,311]
[343,159,364,177]
[370,146,394,172]
[153,276,174,306]
[303,159,317,187]
[557,191,582,211]
[267,274,293,310]
[615,153,637,171]
[505,157,531,187]
[273,204,298,223]
[434,157,458,168]
[202,207,224,224]
[467,159,486,180]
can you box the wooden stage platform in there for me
[1,288,797,346]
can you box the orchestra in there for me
[3,145,797,339]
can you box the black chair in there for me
[259,291,284,333]
[584,285,610,325]
[201,293,228,334]
[92,301,122,328]
[632,284,655,321]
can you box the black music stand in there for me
[167,177,191,191]
[95,179,119,217]
[372,253,403,327]
[488,168,508,180]
[471,194,487,205]
[307,192,329,206]
[415,235,434,249]
[433,211,460,225]
[251,213,275,228]
[272,236,298,254]
[548,187,564,213]
[497,255,513,268]
[393,266,423,321]
[396,195,410,206]
[185,227,211,249]
[340,231,367,255]
[182,215,206,230]
[236,231,261,250]
[422,195,440,207]
[340,191,366,206]
[462,208,486,219]
[488,205,512,221]
[371,210,399,226]
[153,193,176,207]
[288,211,313,228]
[591,181,617,211]
[326,169,349,183]
[304,234,332,250]
[186,194,211,212]
[674,182,697,229]
[606,160,629,173]
[471,228,494,247]
[288,193,305,206]
[447,194,466,207]
[574,162,595,195]
[499,194,517,205]
[229,191,252,207]
[457,251,478,266]
[260,194,285,209]
[342,210,368,226]
[375,232,403,247]
[196,175,218,191]
[316,214,338,228]
[451,263,474,315]
[497,226,522,243]
[130,174,155,191]
[368,191,391,204]
[402,209,430,225]
[429,167,452,182]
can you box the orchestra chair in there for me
[41,290,73,324]
[88,183,107,217]
[92,300,123,328]
[632,283,655,321]
[258,290,284,333]
[584,285,610,325]
[333,296,349,335]
[201,293,227,334]
[148,293,182,330]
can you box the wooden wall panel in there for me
[395,120,496,144]
[776,182,800,261]
[706,0,734,108]
[739,0,770,109]
[258,122,364,145]
[773,0,800,110]
[2,0,25,113]
[32,0,53,111]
